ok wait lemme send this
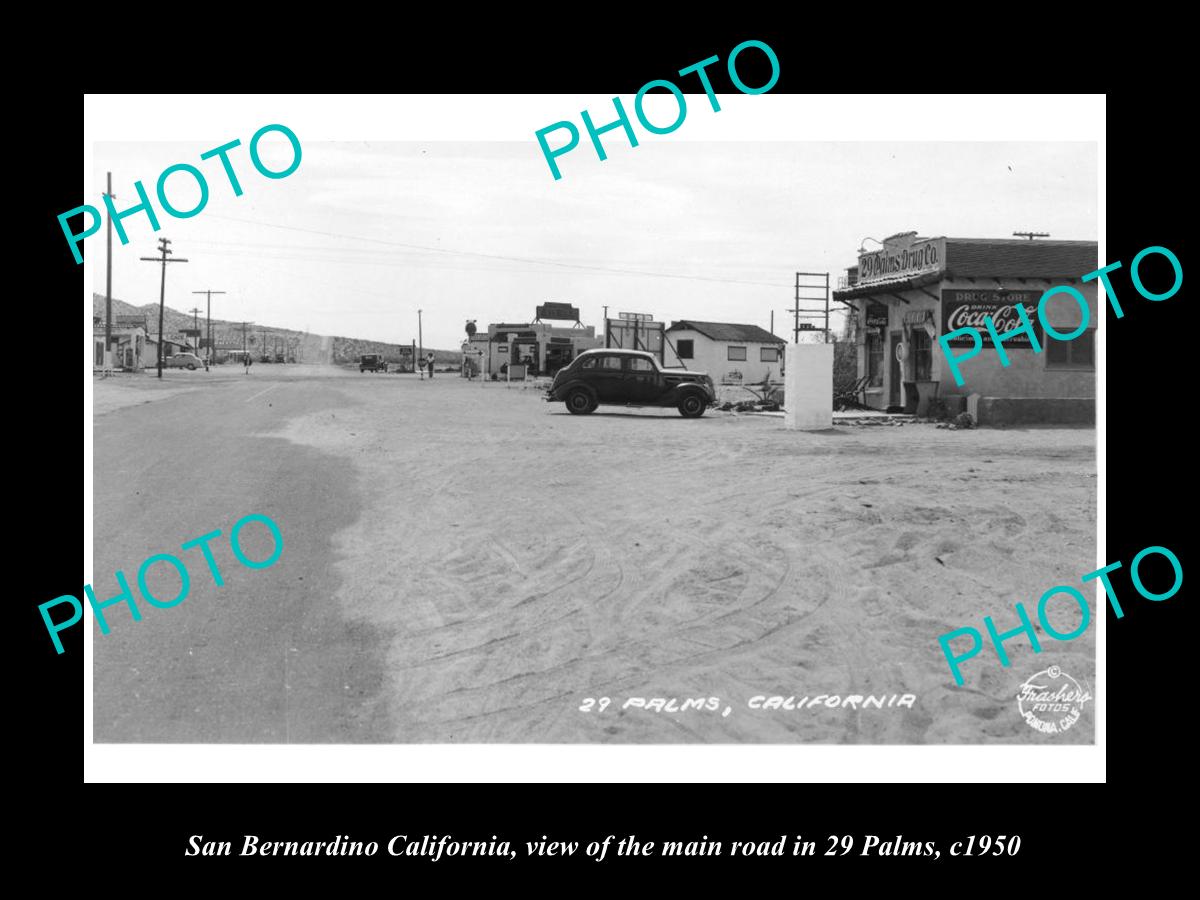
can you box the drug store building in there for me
[832,232,1098,424]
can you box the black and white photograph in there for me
[79,95,1104,770]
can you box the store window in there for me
[910,329,932,381]
[760,346,779,362]
[866,332,884,387]
[1046,329,1095,368]
[676,339,694,359]
[728,346,747,361]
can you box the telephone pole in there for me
[418,309,423,374]
[1013,231,1050,240]
[187,306,203,353]
[140,238,188,379]
[103,173,115,363]
[192,289,226,366]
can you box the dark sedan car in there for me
[546,349,716,417]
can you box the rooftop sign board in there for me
[536,302,580,321]
[857,236,945,286]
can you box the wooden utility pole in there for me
[1013,231,1050,240]
[103,173,115,362]
[187,306,203,353]
[139,238,188,379]
[192,289,226,366]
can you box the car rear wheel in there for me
[566,388,597,415]
[187,364,196,370]
[678,394,706,418]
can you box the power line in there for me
[204,214,792,288]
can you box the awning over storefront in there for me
[832,271,942,304]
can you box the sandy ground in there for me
[91,364,358,416]
[93,367,1096,743]
[275,372,1094,743]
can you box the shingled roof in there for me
[944,238,1098,279]
[666,320,784,343]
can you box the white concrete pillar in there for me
[785,343,834,430]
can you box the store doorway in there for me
[512,338,539,375]
[888,330,902,410]
[545,341,574,375]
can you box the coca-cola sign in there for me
[941,290,1043,347]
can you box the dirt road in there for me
[93,366,1096,743]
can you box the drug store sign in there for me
[941,290,1043,348]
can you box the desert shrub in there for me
[954,411,976,429]
[832,341,858,397]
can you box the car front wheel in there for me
[565,388,596,415]
[678,394,706,418]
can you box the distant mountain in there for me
[92,293,457,363]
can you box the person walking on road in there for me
[244,353,253,374]
[426,352,436,380]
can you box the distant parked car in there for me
[546,349,716,417]
[360,354,389,373]
[165,352,204,370]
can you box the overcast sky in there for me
[92,141,1097,350]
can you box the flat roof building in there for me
[472,305,603,377]
[832,232,1098,424]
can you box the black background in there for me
[20,18,1187,880]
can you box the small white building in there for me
[94,325,147,371]
[142,334,188,369]
[663,320,785,385]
